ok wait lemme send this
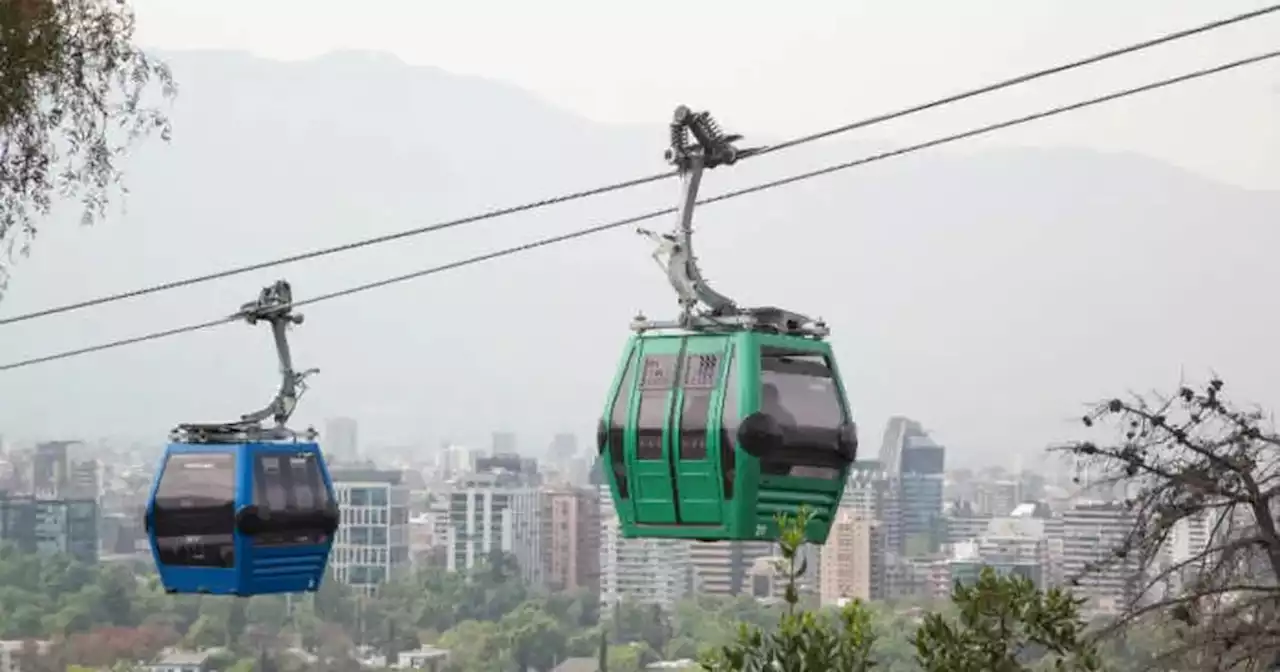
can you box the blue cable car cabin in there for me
[148,442,337,596]
[145,280,337,597]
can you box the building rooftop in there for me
[329,468,403,485]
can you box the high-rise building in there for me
[975,480,1021,517]
[0,495,98,564]
[31,441,70,499]
[745,553,816,602]
[444,470,545,585]
[1060,501,1139,615]
[948,514,1054,589]
[946,512,995,546]
[819,508,879,605]
[689,541,775,597]
[846,461,900,551]
[543,486,601,592]
[26,441,100,501]
[474,452,540,483]
[1169,510,1211,573]
[599,486,692,609]
[878,418,945,556]
[330,468,411,596]
[894,555,953,601]
[325,417,359,463]
[436,443,476,479]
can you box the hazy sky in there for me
[1,1,1277,466]
[133,0,1280,189]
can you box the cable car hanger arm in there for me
[170,280,319,444]
[236,281,319,430]
[635,106,829,339]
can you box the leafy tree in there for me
[437,619,504,672]
[606,599,675,664]
[63,625,178,667]
[499,602,569,671]
[312,622,359,672]
[700,507,879,671]
[0,524,1183,670]
[913,567,1101,671]
[1060,377,1280,669]
[605,643,643,672]
[701,510,1105,672]
[0,0,176,290]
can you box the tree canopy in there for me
[702,509,1106,672]
[0,529,1177,672]
[0,0,174,291]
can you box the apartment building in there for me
[599,487,691,609]
[1061,500,1139,615]
[689,540,774,597]
[544,486,601,593]
[444,470,545,586]
[330,468,412,595]
[819,507,879,605]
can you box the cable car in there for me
[597,107,858,544]
[145,280,339,596]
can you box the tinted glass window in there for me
[679,353,720,460]
[636,354,677,460]
[607,349,638,498]
[719,348,738,499]
[251,452,331,547]
[760,352,844,429]
[152,452,236,568]
[156,452,236,503]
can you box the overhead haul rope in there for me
[1,48,1276,373]
[0,3,1275,328]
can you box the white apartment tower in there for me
[330,468,412,596]
[1061,501,1140,615]
[598,486,692,609]
[444,472,544,586]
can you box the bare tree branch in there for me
[1054,378,1280,671]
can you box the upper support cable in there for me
[171,280,319,444]
[633,106,829,339]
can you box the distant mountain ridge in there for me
[0,49,1274,464]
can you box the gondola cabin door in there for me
[627,335,731,529]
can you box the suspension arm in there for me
[171,280,318,444]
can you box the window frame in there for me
[758,349,846,430]
[151,451,237,569]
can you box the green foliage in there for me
[913,567,1102,672]
[700,510,1106,672]
[0,0,175,292]
[0,533,1165,671]
[701,508,878,671]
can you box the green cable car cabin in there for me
[598,329,856,543]
[597,106,858,544]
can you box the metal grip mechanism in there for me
[170,280,320,444]
[632,106,830,340]
[664,105,750,170]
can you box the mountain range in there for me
[0,49,1275,465]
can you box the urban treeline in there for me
[0,524,1172,672]
[5,378,1263,671]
